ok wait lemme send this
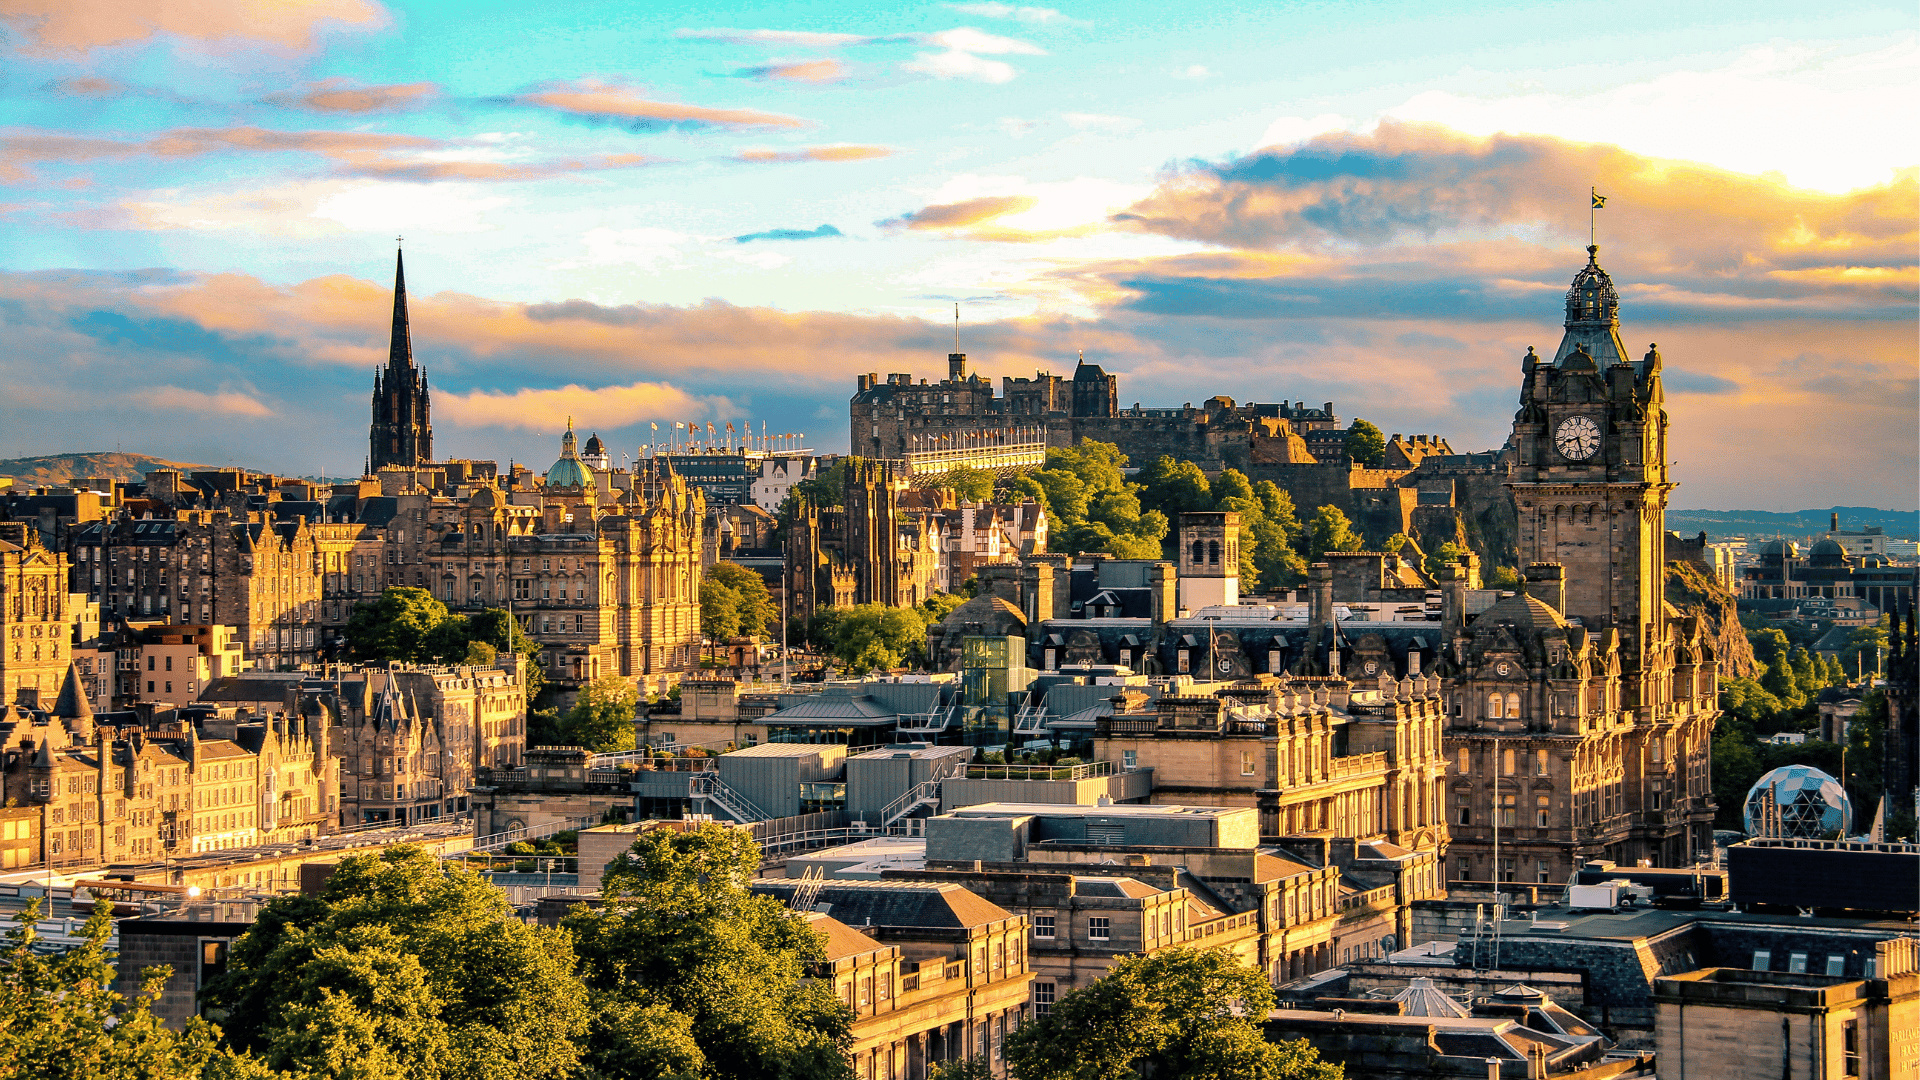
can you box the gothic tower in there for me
[1508,244,1669,693]
[368,249,433,471]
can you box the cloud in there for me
[556,227,693,271]
[732,224,844,243]
[1,0,389,55]
[676,27,877,47]
[437,381,728,432]
[730,59,848,83]
[111,179,512,236]
[734,144,892,163]
[508,80,807,131]
[268,79,440,114]
[945,3,1071,25]
[147,386,274,417]
[1063,113,1140,132]
[882,195,1039,230]
[1174,64,1210,79]
[0,126,656,184]
[44,75,126,97]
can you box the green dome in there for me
[545,420,595,491]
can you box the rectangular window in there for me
[1503,749,1516,775]
[1535,749,1549,776]
[1087,917,1110,941]
[1033,915,1055,938]
[1788,952,1808,974]
[1034,982,1056,1016]
[1457,806,1471,826]
[1752,950,1771,971]
[1826,955,1846,977]
[1122,750,1137,770]
[1843,1019,1860,1077]
[1240,751,1255,776]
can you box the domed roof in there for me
[1564,245,1620,327]
[1476,592,1567,632]
[583,433,606,456]
[469,485,504,508]
[1808,538,1848,566]
[545,419,595,491]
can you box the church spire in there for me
[389,246,412,371]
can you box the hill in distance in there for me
[0,451,216,487]
[1667,506,1919,539]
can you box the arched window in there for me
[1191,539,1205,563]
[1505,692,1522,718]
[1207,540,1220,565]
[1486,693,1503,719]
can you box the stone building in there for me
[751,879,1035,1079]
[0,521,71,706]
[787,460,947,625]
[0,665,335,871]
[1441,245,1719,884]
[368,249,433,471]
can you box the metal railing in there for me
[690,773,772,823]
[1013,704,1050,736]
[462,815,598,855]
[963,760,1113,781]
[896,704,959,734]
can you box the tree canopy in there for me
[810,603,936,672]
[204,845,591,1080]
[938,465,996,503]
[701,561,778,642]
[1302,505,1364,559]
[564,824,853,1080]
[1005,948,1342,1080]
[345,589,544,699]
[560,674,640,752]
[1342,419,1386,467]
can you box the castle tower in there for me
[1071,353,1118,418]
[1176,511,1240,613]
[368,248,433,471]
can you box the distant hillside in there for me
[1668,506,1919,539]
[0,452,214,487]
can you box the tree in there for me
[1422,540,1466,580]
[1005,948,1341,1080]
[1486,565,1523,588]
[1212,468,1254,506]
[939,465,995,503]
[1137,457,1213,526]
[1343,419,1386,467]
[205,845,591,1080]
[563,675,640,752]
[1005,474,1049,511]
[468,608,546,699]
[1031,469,1090,529]
[1047,441,1130,494]
[1301,505,1363,559]
[0,896,242,1079]
[346,588,464,664]
[565,825,853,1080]
[711,562,777,638]
[817,603,930,672]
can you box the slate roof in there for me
[754,879,1014,930]
[808,913,891,961]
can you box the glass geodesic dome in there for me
[1742,764,1852,838]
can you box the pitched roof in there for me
[808,913,891,961]
[755,879,1013,930]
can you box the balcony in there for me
[1099,716,1160,736]
[965,761,1114,782]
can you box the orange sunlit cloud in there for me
[0,0,389,55]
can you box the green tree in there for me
[1422,541,1467,580]
[817,603,931,672]
[1047,440,1131,494]
[1748,625,1791,668]
[713,561,777,637]
[1137,457,1213,526]
[1005,473,1049,511]
[1843,618,1890,680]
[1032,468,1090,529]
[1719,676,1785,729]
[563,675,640,752]
[1342,419,1386,467]
[939,465,996,503]
[1005,948,1341,1080]
[1301,505,1363,559]
[346,588,464,664]
[205,845,591,1080]
[1486,565,1523,588]
[566,824,853,1080]
[1759,653,1805,712]
[700,577,744,643]
[0,896,242,1080]
[1212,468,1255,506]
[467,608,545,695]
[1711,726,1764,829]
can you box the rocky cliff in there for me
[1666,559,1755,678]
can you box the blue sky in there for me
[1,0,1914,507]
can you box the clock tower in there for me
[1437,243,1718,887]
[1508,244,1670,674]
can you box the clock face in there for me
[1363,661,1379,675]
[1554,415,1602,460]
[1216,658,1234,673]
[1495,662,1512,677]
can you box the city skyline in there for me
[1,0,1915,508]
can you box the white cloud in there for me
[558,227,691,270]
[903,49,1018,83]
[727,249,792,269]
[998,117,1038,137]
[119,179,509,236]
[920,27,1046,54]
[1175,64,1210,79]
[946,3,1071,25]
[676,27,875,46]
[1256,113,1353,148]
[1063,112,1140,132]
[147,386,274,417]
[1382,36,1920,193]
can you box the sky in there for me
[1,0,1914,510]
